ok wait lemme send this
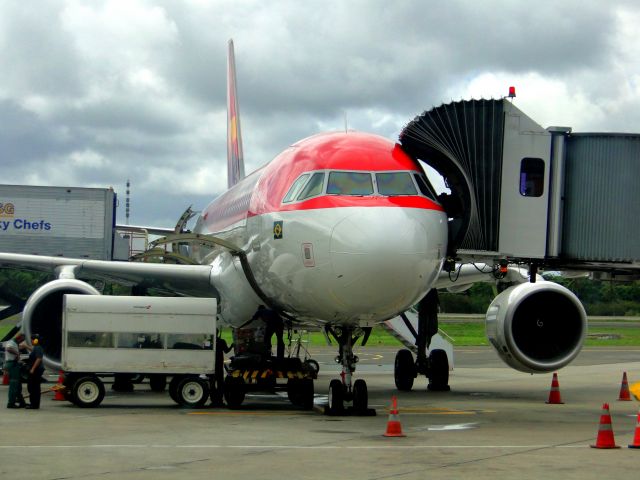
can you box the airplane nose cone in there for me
[329,208,445,319]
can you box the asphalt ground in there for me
[1,346,640,480]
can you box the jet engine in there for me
[22,279,101,371]
[485,281,587,373]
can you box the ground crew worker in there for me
[25,334,44,409]
[252,305,285,360]
[212,329,233,407]
[4,333,26,408]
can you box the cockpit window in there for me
[413,173,437,200]
[297,172,325,201]
[327,172,374,195]
[376,172,418,196]
[282,174,310,203]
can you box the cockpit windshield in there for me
[282,169,439,203]
[376,172,417,196]
[327,172,374,195]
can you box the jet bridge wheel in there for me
[394,349,416,391]
[176,376,209,408]
[427,349,450,391]
[70,375,105,408]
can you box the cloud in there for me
[0,0,638,226]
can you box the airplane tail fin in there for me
[227,39,245,189]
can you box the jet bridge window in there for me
[327,172,374,195]
[297,172,325,201]
[520,158,545,197]
[376,172,418,196]
[282,173,310,203]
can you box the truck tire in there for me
[176,376,209,408]
[71,376,105,408]
[169,376,183,404]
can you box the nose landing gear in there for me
[325,326,375,416]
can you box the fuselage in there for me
[193,131,448,328]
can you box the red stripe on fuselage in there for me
[201,131,442,233]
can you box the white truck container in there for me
[61,295,217,408]
[0,184,117,259]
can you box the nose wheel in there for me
[325,326,375,416]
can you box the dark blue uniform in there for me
[26,345,44,409]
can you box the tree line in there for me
[1,269,639,317]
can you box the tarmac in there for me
[1,346,639,480]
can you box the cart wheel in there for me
[224,376,245,409]
[176,376,209,408]
[71,376,105,408]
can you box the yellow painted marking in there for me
[251,371,259,380]
[243,371,250,381]
[387,407,495,415]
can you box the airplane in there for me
[0,40,587,414]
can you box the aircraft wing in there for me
[0,252,215,297]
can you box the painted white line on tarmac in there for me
[0,444,587,450]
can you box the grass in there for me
[4,321,640,348]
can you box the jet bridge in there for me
[399,99,640,276]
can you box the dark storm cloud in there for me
[0,0,637,226]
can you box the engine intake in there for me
[485,281,586,373]
[22,279,100,371]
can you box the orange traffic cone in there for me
[383,396,406,437]
[2,371,8,386]
[618,372,631,401]
[591,403,620,449]
[52,371,66,401]
[546,372,564,404]
[629,410,640,449]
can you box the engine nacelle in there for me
[485,281,587,373]
[22,279,100,371]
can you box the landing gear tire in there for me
[149,374,167,392]
[394,349,416,391]
[176,376,209,408]
[71,376,105,408]
[224,376,245,409]
[427,349,450,391]
[328,379,344,415]
[352,379,368,413]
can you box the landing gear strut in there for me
[394,289,450,392]
[325,326,374,416]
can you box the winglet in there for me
[227,39,245,189]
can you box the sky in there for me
[1,0,639,227]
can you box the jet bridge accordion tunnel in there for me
[399,99,640,274]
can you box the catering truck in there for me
[60,295,217,408]
[0,184,121,260]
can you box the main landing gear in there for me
[325,326,375,416]
[394,289,450,392]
